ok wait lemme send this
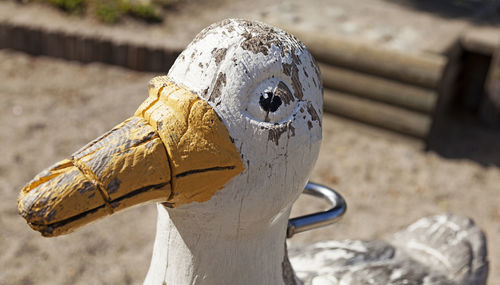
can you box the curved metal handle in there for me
[287,182,347,238]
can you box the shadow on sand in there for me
[426,111,500,167]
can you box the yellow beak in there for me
[17,76,245,237]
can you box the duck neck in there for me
[144,203,296,285]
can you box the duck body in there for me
[290,214,488,285]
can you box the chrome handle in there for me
[286,182,347,238]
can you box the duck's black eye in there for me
[247,77,296,123]
[259,92,282,112]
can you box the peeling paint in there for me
[306,103,321,126]
[18,79,245,236]
[275,81,294,105]
[107,178,121,194]
[212,47,228,66]
[282,62,303,100]
[282,244,298,285]
[267,122,295,146]
[209,72,227,103]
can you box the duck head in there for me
[163,19,323,237]
[18,20,323,283]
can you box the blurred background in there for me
[0,0,499,284]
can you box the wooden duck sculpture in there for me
[17,19,488,285]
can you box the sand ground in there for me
[0,49,499,284]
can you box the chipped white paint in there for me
[145,19,322,285]
[289,214,488,285]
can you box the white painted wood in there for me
[289,214,488,285]
[145,19,323,285]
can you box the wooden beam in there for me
[285,28,446,89]
[324,89,432,138]
[319,63,437,114]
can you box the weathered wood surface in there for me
[290,214,488,285]
[320,63,437,114]
[324,89,432,138]
[461,27,500,56]
[18,77,244,236]
[286,27,447,89]
[0,22,180,71]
